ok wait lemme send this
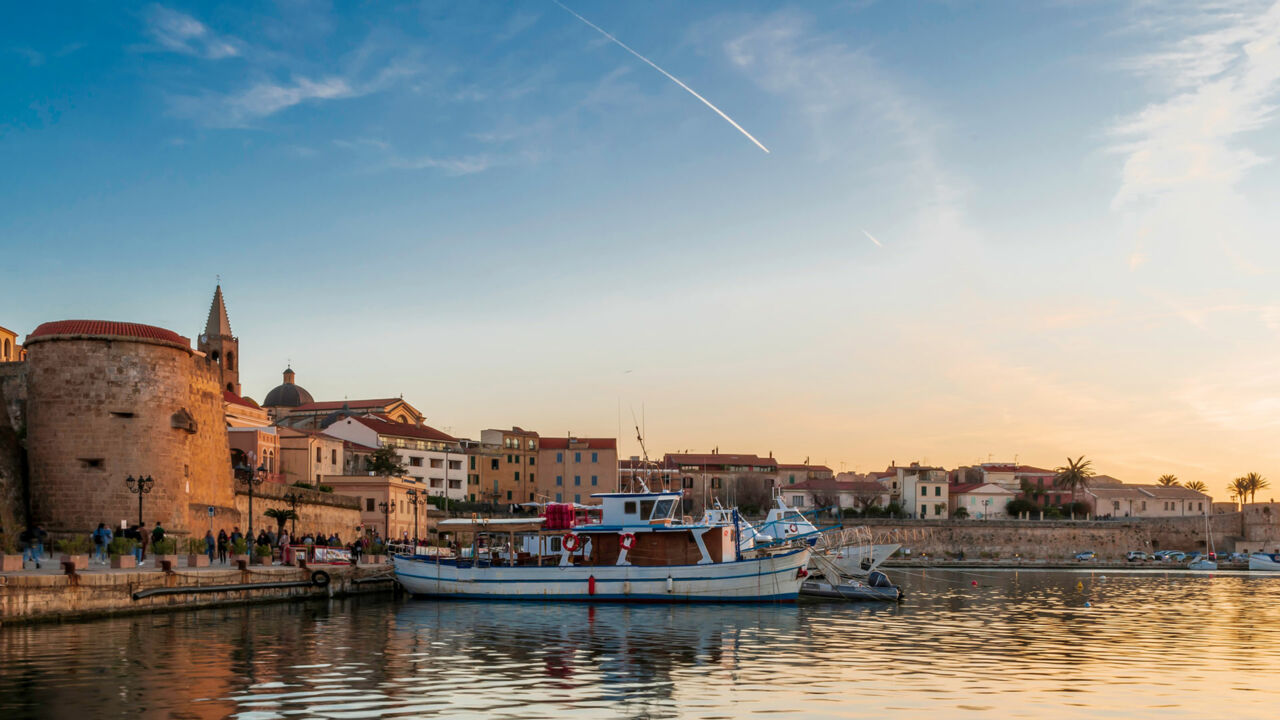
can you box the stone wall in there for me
[850,513,1247,560]
[230,482,362,540]
[0,363,28,538]
[23,337,235,538]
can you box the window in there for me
[470,456,476,470]
[514,471,520,482]
[652,498,676,519]
[556,493,563,502]
[1113,501,1120,511]
[529,456,536,466]
[640,500,655,517]
[624,501,637,514]
[490,459,500,471]
[794,496,805,507]
[1141,501,1147,511]
[409,457,423,467]
[556,475,563,486]
[331,449,338,464]
[591,452,598,463]
[591,475,598,486]
[528,439,536,450]
[366,498,375,511]
[921,487,928,497]
[935,486,941,497]
[575,452,582,463]
[711,477,722,489]
[921,505,927,517]
[574,475,581,486]
[530,473,535,483]
[316,447,322,463]
[316,473,321,484]
[506,491,512,500]
[556,452,563,463]
[789,474,796,484]
[574,494,581,503]
[682,476,694,488]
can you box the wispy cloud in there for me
[170,75,355,127]
[11,46,45,67]
[145,5,241,60]
[334,137,497,176]
[861,229,883,247]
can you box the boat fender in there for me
[563,533,581,552]
[971,580,978,587]
[788,523,798,534]
[1084,601,1092,608]
[311,570,331,587]
[666,576,673,593]
[796,567,809,579]
[1076,581,1084,591]
[619,533,636,551]
[588,575,596,596]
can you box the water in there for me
[2,569,1278,719]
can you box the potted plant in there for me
[366,541,387,565]
[108,537,138,568]
[57,536,91,570]
[186,537,210,567]
[252,543,274,565]
[0,533,21,572]
[230,537,250,565]
[152,538,178,567]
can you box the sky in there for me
[3,1,1280,500]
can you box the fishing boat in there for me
[746,496,901,577]
[392,491,811,602]
[1249,552,1280,571]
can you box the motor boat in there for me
[1249,552,1280,571]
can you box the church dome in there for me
[263,367,314,408]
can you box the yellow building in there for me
[0,324,24,362]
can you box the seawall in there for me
[0,564,395,625]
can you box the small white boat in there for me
[1188,511,1218,571]
[735,496,901,577]
[393,491,811,602]
[800,552,902,601]
[1249,553,1280,571]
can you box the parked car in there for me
[1075,551,1097,561]
[1159,551,1187,562]
[1126,551,1149,562]
[1152,550,1175,559]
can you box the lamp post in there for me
[983,498,991,520]
[235,457,268,540]
[125,474,154,527]
[406,488,421,546]
[283,491,303,536]
[378,500,391,540]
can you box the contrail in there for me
[862,229,883,247]
[551,0,770,154]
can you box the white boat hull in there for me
[392,548,811,602]
[1249,553,1280,571]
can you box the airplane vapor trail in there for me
[551,0,770,154]
[862,229,883,247]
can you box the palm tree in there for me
[1243,472,1269,503]
[1156,474,1180,487]
[1019,478,1046,505]
[1230,476,1252,505]
[1054,456,1095,512]
[264,508,297,534]
[1184,480,1208,493]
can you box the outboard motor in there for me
[868,570,892,588]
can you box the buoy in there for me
[588,575,596,596]
[971,580,978,586]
[1076,581,1084,591]
[1084,601,1092,608]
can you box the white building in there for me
[782,479,892,515]
[949,483,1017,519]
[899,466,949,519]
[323,415,466,500]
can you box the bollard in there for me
[161,559,176,575]
[237,558,249,571]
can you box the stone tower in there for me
[198,285,240,395]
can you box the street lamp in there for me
[983,498,992,520]
[406,488,421,546]
[283,491,303,536]
[378,500,391,540]
[125,474,154,527]
[235,458,268,540]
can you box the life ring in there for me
[619,533,636,551]
[788,523,799,534]
[310,570,331,587]
[562,533,581,552]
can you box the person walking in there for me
[204,529,216,563]
[151,521,166,548]
[137,522,149,564]
[217,529,229,564]
[92,522,113,565]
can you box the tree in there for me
[1230,476,1251,505]
[1184,480,1208,493]
[264,508,297,533]
[1243,472,1269,503]
[953,506,970,519]
[366,445,406,478]
[1054,456,1095,507]
[1156,474,1180,487]
[1019,478,1046,505]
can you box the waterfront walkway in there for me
[2,556,387,578]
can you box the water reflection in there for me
[1,570,1279,718]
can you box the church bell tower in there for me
[199,284,241,395]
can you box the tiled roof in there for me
[223,390,260,408]
[26,320,191,349]
[951,482,1015,495]
[777,464,834,472]
[291,398,404,412]
[540,437,617,450]
[665,453,777,468]
[348,415,456,442]
[1136,484,1210,499]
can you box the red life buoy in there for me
[788,523,799,534]
[619,533,636,551]
[562,533,581,552]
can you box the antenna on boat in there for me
[630,407,651,493]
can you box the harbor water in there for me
[2,569,1278,718]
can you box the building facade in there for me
[465,427,540,505]
[664,452,778,514]
[949,483,1017,519]
[322,415,465,500]
[278,427,345,488]
[197,285,241,396]
[0,324,23,362]
[538,437,619,505]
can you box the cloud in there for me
[386,154,497,175]
[11,46,45,66]
[145,5,241,60]
[169,75,357,127]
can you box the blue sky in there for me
[4,1,1280,496]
